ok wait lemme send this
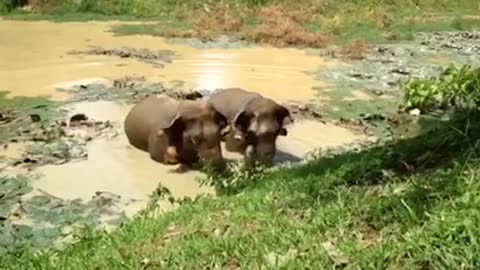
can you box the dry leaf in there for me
[321,241,351,266]
[264,249,298,267]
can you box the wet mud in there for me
[321,31,480,97]
[310,30,480,142]
[69,46,176,68]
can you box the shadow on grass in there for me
[291,119,472,186]
[211,113,480,229]
[273,149,303,164]
[300,117,477,222]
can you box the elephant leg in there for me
[243,144,256,168]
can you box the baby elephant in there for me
[124,95,228,168]
[209,88,293,166]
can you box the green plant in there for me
[404,64,480,113]
[0,0,14,13]
[199,161,268,195]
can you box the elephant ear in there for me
[213,110,228,130]
[158,114,185,142]
[233,109,254,133]
[276,105,293,136]
[211,109,229,138]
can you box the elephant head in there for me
[156,100,227,165]
[231,97,293,165]
[124,95,227,171]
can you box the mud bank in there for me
[320,31,480,98]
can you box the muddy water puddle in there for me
[33,137,207,216]
[1,100,367,220]
[0,142,29,160]
[34,101,366,214]
[276,120,368,160]
[0,20,337,103]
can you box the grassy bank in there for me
[2,114,480,269]
[2,0,480,47]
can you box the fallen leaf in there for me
[69,114,88,126]
[264,249,298,267]
[163,225,181,242]
[408,108,421,116]
[141,258,151,267]
[213,225,231,238]
[400,160,415,173]
[321,241,351,266]
[415,150,435,163]
[371,89,384,96]
[381,169,395,178]
[30,114,41,122]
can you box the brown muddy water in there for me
[0,20,337,103]
[0,20,368,219]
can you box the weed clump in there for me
[339,38,370,60]
[191,4,244,39]
[0,0,13,13]
[244,4,333,48]
[404,64,480,113]
[200,161,268,195]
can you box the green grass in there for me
[2,11,147,21]
[334,12,480,44]
[111,20,191,37]
[2,115,480,269]
[109,11,480,45]
[0,91,57,111]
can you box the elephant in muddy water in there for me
[208,88,293,166]
[124,94,228,168]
